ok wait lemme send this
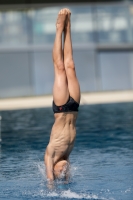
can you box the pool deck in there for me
[0,90,133,111]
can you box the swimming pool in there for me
[0,102,133,200]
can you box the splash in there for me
[36,162,115,200]
[46,189,113,199]
[37,162,46,179]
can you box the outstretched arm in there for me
[44,145,54,184]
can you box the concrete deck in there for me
[0,91,133,111]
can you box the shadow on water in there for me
[0,102,133,200]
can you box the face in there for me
[54,160,69,179]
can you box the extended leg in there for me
[53,9,69,106]
[63,9,80,103]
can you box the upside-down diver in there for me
[44,8,80,187]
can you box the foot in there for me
[56,9,68,32]
[65,8,71,31]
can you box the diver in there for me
[44,8,80,187]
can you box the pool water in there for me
[0,103,133,200]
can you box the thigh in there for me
[66,67,80,104]
[53,68,69,106]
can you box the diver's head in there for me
[54,160,69,179]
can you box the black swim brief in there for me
[53,96,79,113]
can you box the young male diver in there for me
[44,8,80,186]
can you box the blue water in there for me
[0,103,133,200]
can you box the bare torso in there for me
[45,112,78,165]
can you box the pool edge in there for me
[0,90,133,111]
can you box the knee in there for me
[54,60,65,71]
[65,60,76,79]
[64,60,75,70]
